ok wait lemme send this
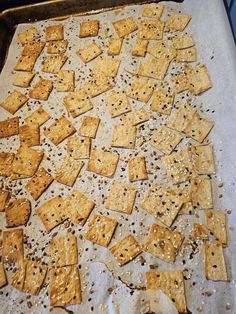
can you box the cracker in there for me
[56,157,84,187]
[36,196,66,232]
[18,27,40,45]
[56,70,75,92]
[165,14,191,32]
[147,42,176,61]
[50,266,81,306]
[151,88,174,115]
[64,190,95,225]
[185,64,212,95]
[0,152,14,177]
[92,57,121,77]
[110,235,142,266]
[131,39,148,57]
[146,271,187,313]
[141,184,183,227]
[128,156,148,181]
[0,189,10,212]
[22,41,45,56]
[85,213,117,247]
[172,34,195,49]
[5,198,31,227]
[126,77,155,103]
[12,146,43,177]
[19,123,40,147]
[190,178,212,209]
[47,39,68,54]
[0,90,28,114]
[204,241,228,281]
[137,19,164,40]
[67,135,91,159]
[142,3,164,19]
[13,71,35,88]
[44,115,76,145]
[121,108,148,126]
[190,144,216,175]
[25,167,54,201]
[105,90,131,118]
[167,103,196,133]
[104,182,137,214]
[87,149,119,178]
[14,55,38,72]
[175,187,193,215]
[171,73,188,93]
[45,25,64,41]
[25,106,51,126]
[113,17,138,38]
[192,223,208,240]
[205,210,227,246]
[77,41,102,63]
[64,89,93,118]
[176,47,197,62]
[151,125,183,155]
[107,38,123,55]
[2,228,24,263]
[0,117,19,139]
[184,112,214,142]
[29,78,53,101]
[79,116,100,139]
[138,55,170,80]
[11,261,26,290]
[83,75,113,97]
[79,20,99,38]
[50,235,78,267]
[144,224,184,262]
[0,263,7,288]
[111,124,136,149]
[42,55,68,74]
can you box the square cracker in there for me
[77,41,102,63]
[145,224,184,262]
[0,90,28,114]
[151,125,183,155]
[45,25,64,41]
[172,187,193,215]
[5,198,31,227]
[0,188,10,212]
[110,234,142,266]
[105,90,131,118]
[0,263,7,288]
[50,266,81,306]
[83,75,113,97]
[44,115,76,145]
[104,182,137,214]
[131,38,148,57]
[151,88,174,115]
[205,210,227,246]
[92,58,121,77]
[0,117,19,139]
[147,42,176,62]
[18,27,40,45]
[165,14,191,32]
[19,123,40,147]
[190,144,216,175]
[141,184,183,227]
[172,34,195,49]
[167,103,196,133]
[185,64,212,95]
[107,38,123,55]
[2,228,24,263]
[128,156,148,181]
[67,135,91,159]
[137,19,164,40]
[64,89,93,118]
[79,20,99,38]
[13,71,35,88]
[25,106,50,126]
[87,149,119,178]
[190,177,212,209]
[204,241,228,281]
[113,17,138,38]
[85,213,117,246]
[0,152,14,177]
[14,55,38,72]
[146,271,187,314]
[126,77,155,103]
[111,124,136,149]
[42,55,68,74]
[142,3,164,19]
[121,108,148,126]
[184,112,214,142]
[25,167,54,201]
[176,47,197,62]
[12,146,44,177]
[56,156,84,187]
[22,41,45,57]
[50,235,78,267]
[138,55,170,80]
[29,78,53,101]
[79,116,100,139]
[171,73,188,94]
[36,196,66,232]
[56,70,75,92]
[47,40,68,54]
[64,190,95,225]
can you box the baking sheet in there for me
[0,0,236,313]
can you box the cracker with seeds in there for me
[0,90,28,114]
[147,42,176,61]
[204,241,228,281]
[110,234,142,266]
[56,157,84,187]
[13,71,35,88]
[92,58,121,77]
[105,90,131,118]
[146,271,187,313]
[165,14,191,32]
[22,41,45,56]
[205,210,227,246]
[185,64,212,95]
[2,228,24,263]
[44,115,76,145]
[18,27,40,45]
[190,178,212,209]
[168,103,196,132]
[42,55,68,74]
[145,224,184,262]
[79,20,99,38]
[138,55,170,80]
[64,89,93,118]
[29,78,53,100]
[126,77,155,103]
[104,182,137,214]
[14,55,38,72]
[87,149,119,178]
[50,235,78,267]
[128,156,148,181]
[56,70,74,92]
[107,38,123,55]
[0,117,19,139]
[174,187,193,215]
[47,39,68,54]
[85,214,117,246]
[111,124,136,149]
[113,17,138,38]
[25,106,51,126]
[11,261,26,291]
[50,266,81,306]
[25,167,54,200]
[0,189,9,212]
[45,25,64,41]
[121,108,148,126]
[176,47,197,62]
[77,41,102,63]
[171,73,188,93]
[184,112,214,142]
[138,19,164,40]
[5,198,31,227]
[0,263,7,288]
[172,34,195,49]
[131,38,148,57]
[0,152,14,177]
[151,88,174,115]
[83,75,113,97]
[79,116,100,139]
[190,144,216,175]
[19,123,40,147]
[67,135,91,159]
[142,3,164,19]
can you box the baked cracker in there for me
[0,263,7,288]
[111,124,136,149]
[50,235,78,267]
[176,47,197,62]
[185,64,212,95]
[107,38,123,55]
[121,108,148,126]
[83,75,113,97]
[14,55,38,72]
[190,144,216,175]
[79,116,100,139]
[0,152,14,177]
[5,198,31,227]
[77,41,102,63]
[47,40,68,54]
[167,103,196,132]
[147,42,176,61]
[142,3,164,19]
[105,90,131,118]
[172,34,195,49]
[113,17,138,38]
[138,55,170,80]
[13,71,35,88]
[42,55,68,74]
[64,89,93,118]
[184,112,214,142]
[92,57,121,77]
[205,210,227,246]
[29,78,53,100]
[55,156,84,187]
[45,25,64,41]
[79,20,99,38]
[165,14,191,32]
[190,177,212,209]
[25,106,50,126]
[67,135,91,159]
[131,39,148,57]
[126,77,155,103]
[19,123,40,147]
[0,117,19,139]
[151,88,174,115]
[2,228,24,263]
[0,189,10,212]
[18,27,40,45]
[56,70,74,92]
[171,73,188,93]
[128,156,148,181]
[22,41,45,57]
[138,19,164,40]
[0,90,28,114]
